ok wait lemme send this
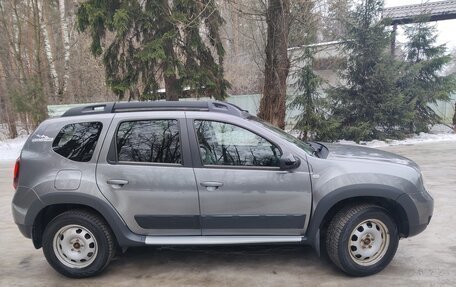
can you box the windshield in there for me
[248,116,315,156]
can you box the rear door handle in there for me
[200,181,224,191]
[107,179,129,189]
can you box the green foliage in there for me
[401,21,456,132]
[323,2,455,142]
[77,0,229,100]
[289,48,340,141]
[9,77,47,125]
[326,0,412,142]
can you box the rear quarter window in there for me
[52,122,103,162]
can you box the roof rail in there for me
[61,103,116,117]
[61,101,248,118]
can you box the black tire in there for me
[42,209,116,278]
[326,204,399,276]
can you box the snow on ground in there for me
[339,132,456,148]
[0,124,29,161]
[0,136,28,161]
[338,124,456,147]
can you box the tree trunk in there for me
[162,8,180,102]
[164,72,180,101]
[58,0,70,99]
[0,58,18,139]
[453,102,456,132]
[258,0,290,129]
[32,0,49,126]
[37,0,59,102]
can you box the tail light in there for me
[13,158,20,189]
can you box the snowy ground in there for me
[339,132,456,148]
[1,125,455,161]
[0,136,28,161]
[0,124,29,161]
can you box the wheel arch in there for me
[306,185,410,254]
[28,193,144,249]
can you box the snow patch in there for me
[0,124,29,161]
[339,132,456,148]
[0,136,28,161]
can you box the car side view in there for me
[11,101,433,278]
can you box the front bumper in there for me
[396,190,434,237]
[16,223,33,238]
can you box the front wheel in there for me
[326,204,399,276]
[42,210,116,278]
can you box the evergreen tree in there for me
[77,0,229,101]
[289,48,321,140]
[327,0,410,141]
[289,48,339,141]
[401,20,456,133]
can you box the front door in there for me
[190,118,312,236]
[96,112,200,235]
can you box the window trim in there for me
[108,118,184,166]
[191,119,283,170]
[52,121,103,162]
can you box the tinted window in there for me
[53,122,103,162]
[116,120,181,164]
[194,120,281,167]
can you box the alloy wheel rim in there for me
[348,219,390,266]
[53,224,98,268]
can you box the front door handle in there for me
[200,181,224,191]
[107,179,129,189]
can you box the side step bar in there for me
[145,236,304,245]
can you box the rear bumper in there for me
[396,190,434,237]
[12,186,43,239]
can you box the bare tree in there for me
[37,0,59,101]
[58,0,71,96]
[258,0,290,129]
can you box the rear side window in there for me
[116,120,181,164]
[52,122,103,162]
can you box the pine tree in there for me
[327,0,410,141]
[401,20,456,133]
[289,48,321,140]
[77,0,229,101]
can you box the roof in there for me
[383,0,456,24]
[61,101,248,118]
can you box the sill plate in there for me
[144,236,304,245]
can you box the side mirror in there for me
[279,154,301,170]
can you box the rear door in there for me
[96,111,200,236]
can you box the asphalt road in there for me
[1,142,455,287]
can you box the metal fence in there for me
[48,93,456,127]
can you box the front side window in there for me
[248,116,315,156]
[53,122,103,162]
[194,120,281,167]
[116,120,181,164]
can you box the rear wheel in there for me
[42,210,115,278]
[326,204,399,276]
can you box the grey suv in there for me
[11,101,433,278]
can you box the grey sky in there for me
[384,0,456,50]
